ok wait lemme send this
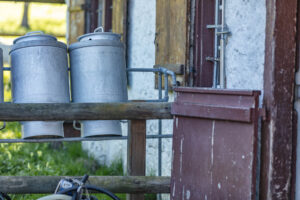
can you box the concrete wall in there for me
[225,0,266,93]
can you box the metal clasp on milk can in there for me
[69,27,128,137]
[10,31,70,139]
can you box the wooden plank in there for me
[0,102,172,121]
[0,176,170,194]
[172,103,253,123]
[112,0,127,66]
[260,0,298,199]
[171,88,260,200]
[103,0,112,31]
[63,122,80,138]
[67,0,85,44]
[0,0,65,3]
[127,120,146,200]
[193,0,215,87]
[155,0,188,87]
[112,0,127,43]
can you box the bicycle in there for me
[38,175,120,200]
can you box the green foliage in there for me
[0,2,66,37]
[0,18,65,37]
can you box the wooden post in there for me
[261,0,298,199]
[127,120,146,200]
[67,0,85,44]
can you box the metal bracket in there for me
[206,24,231,64]
[206,24,231,35]
[206,57,220,62]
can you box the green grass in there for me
[0,121,127,199]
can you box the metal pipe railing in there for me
[127,67,177,102]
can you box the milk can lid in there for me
[10,32,66,54]
[77,27,121,42]
[13,31,57,44]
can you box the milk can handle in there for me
[25,31,44,35]
[73,120,81,131]
[94,27,104,33]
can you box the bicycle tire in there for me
[57,184,120,200]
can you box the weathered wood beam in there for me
[0,102,172,121]
[0,0,65,3]
[127,120,146,200]
[261,0,298,199]
[0,176,170,194]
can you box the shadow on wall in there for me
[0,42,11,64]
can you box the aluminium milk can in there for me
[69,27,128,137]
[10,31,70,139]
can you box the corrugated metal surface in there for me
[170,87,260,200]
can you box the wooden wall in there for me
[155,0,189,87]
[112,0,127,42]
[67,0,85,44]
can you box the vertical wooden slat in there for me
[63,122,80,138]
[67,0,85,44]
[127,119,146,200]
[155,0,188,87]
[112,0,127,62]
[193,0,215,87]
[90,0,99,32]
[112,0,127,43]
[103,0,112,31]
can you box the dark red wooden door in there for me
[170,87,260,200]
[193,0,215,87]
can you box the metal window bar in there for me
[206,0,230,88]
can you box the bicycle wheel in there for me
[57,184,120,200]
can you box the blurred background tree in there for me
[21,2,30,29]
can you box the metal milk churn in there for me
[10,31,70,139]
[69,27,128,137]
